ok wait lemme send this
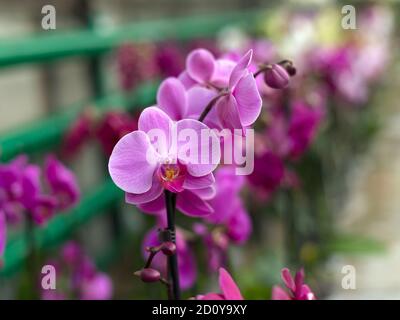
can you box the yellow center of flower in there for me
[160,164,180,182]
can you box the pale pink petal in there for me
[157,77,187,120]
[186,86,217,119]
[138,193,165,215]
[229,50,252,90]
[178,71,197,89]
[216,94,243,132]
[219,268,243,300]
[186,49,215,84]
[176,190,213,217]
[125,175,163,205]
[234,73,262,126]
[108,131,157,194]
[183,173,215,189]
[138,107,173,157]
[272,286,291,300]
[281,268,296,292]
[211,59,236,88]
[191,185,216,200]
[176,119,220,177]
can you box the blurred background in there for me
[0,0,399,299]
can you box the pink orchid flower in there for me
[108,107,220,215]
[272,268,316,300]
[198,267,244,300]
[181,49,262,133]
[44,155,80,211]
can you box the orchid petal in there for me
[176,190,213,217]
[176,119,220,177]
[234,73,262,126]
[186,49,215,84]
[108,131,157,194]
[125,175,163,205]
[229,50,252,90]
[157,77,187,120]
[219,268,244,300]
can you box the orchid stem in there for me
[198,91,227,122]
[164,190,180,300]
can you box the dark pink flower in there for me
[61,110,93,159]
[199,268,244,300]
[44,155,80,210]
[95,111,138,157]
[80,273,113,300]
[272,268,316,300]
[247,151,285,199]
[155,43,185,77]
[288,102,324,159]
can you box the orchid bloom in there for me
[108,107,220,216]
[198,267,244,300]
[181,49,262,133]
[44,155,80,210]
[272,268,316,300]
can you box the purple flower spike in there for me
[264,64,290,89]
[44,155,80,210]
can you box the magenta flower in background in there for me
[41,241,113,300]
[108,107,220,216]
[44,155,80,210]
[95,111,138,157]
[117,43,158,91]
[248,151,285,200]
[272,268,316,300]
[61,110,93,159]
[80,273,113,300]
[206,167,252,244]
[198,267,244,300]
[29,195,57,225]
[143,226,197,290]
[287,102,324,159]
[155,42,185,77]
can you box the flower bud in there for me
[264,64,290,89]
[161,241,176,256]
[135,268,161,283]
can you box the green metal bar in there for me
[0,10,260,68]
[0,179,122,277]
[0,81,158,162]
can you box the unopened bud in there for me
[135,268,161,283]
[161,241,176,256]
[264,64,290,89]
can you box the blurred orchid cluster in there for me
[0,155,79,265]
[41,241,113,300]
